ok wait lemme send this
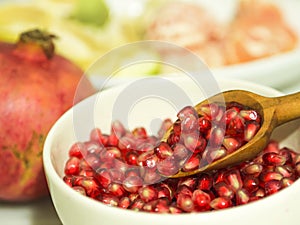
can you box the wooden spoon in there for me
[162,90,300,178]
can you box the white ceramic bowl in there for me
[43,77,300,225]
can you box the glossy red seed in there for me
[157,156,179,177]
[244,122,260,142]
[213,182,234,199]
[177,194,194,212]
[281,177,294,188]
[95,168,112,188]
[263,152,286,166]
[197,173,213,191]
[264,180,282,195]
[199,103,220,119]
[72,186,87,196]
[177,106,198,121]
[210,197,232,210]
[130,199,145,211]
[223,137,242,153]
[123,176,143,193]
[192,189,211,211]
[260,171,283,182]
[182,154,200,172]
[154,142,173,159]
[224,170,243,191]
[239,110,260,122]
[242,163,263,176]
[138,186,158,202]
[236,189,250,205]
[243,176,259,193]
[119,196,131,209]
[69,142,86,159]
[99,194,119,207]
[132,127,147,139]
[64,157,81,175]
[108,182,126,197]
[181,114,199,133]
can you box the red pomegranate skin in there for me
[0,31,95,202]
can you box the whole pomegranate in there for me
[0,29,95,201]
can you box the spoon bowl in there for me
[164,90,300,178]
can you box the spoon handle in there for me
[273,91,300,126]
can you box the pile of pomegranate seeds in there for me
[63,103,300,213]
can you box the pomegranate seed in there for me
[118,136,136,151]
[119,196,131,209]
[236,189,250,205]
[223,137,241,153]
[243,176,259,193]
[264,180,282,195]
[242,163,263,176]
[77,177,101,198]
[123,176,143,193]
[175,185,193,198]
[107,182,126,197]
[154,142,173,159]
[178,177,197,190]
[244,122,260,142]
[138,186,158,202]
[98,194,119,207]
[279,147,293,164]
[63,176,73,187]
[69,142,86,159]
[198,117,211,133]
[199,103,220,119]
[281,177,294,188]
[224,108,239,125]
[260,171,283,182]
[209,127,225,147]
[143,168,162,184]
[213,182,234,199]
[132,127,147,139]
[72,186,87,196]
[227,115,245,135]
[239,109,260,122]
[95,168,112,188]
[173,143,190,160]
[224,170,243,191]
[275,165,294,178]
[192,190,211,211]
[263,140,280,153]
[182,154,200,172]
[130,199,145,211]
[177,194,194,212]
[64,157,81,175]
[197,173,213,191]
[157,156,179,177]
[125,151,139,165]
[263,152,286,166]
[210,197,232,210]
[180,113,199,133]
[177,106,198,121]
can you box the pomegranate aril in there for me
[243,176,259,193]
[125,151,139,165]
[281,177,294,188]
[197,173,213,191]
[178,177,197,190]
[236,189,250,205]
[239,109,260,122]
[198,103,220,119]
[264,180,282,195]
[72,186,87,196]
[182,154,200,172]
[138,186,158,202]
[123,176,143,193]
[209,127,225,147]
[224,170,243,191]
[260,171,283,182]
[69,142,86,159]
[99,194,119,207]
[108,183,126,197]
[244,122,260,142]
[64,157,81,176]
[275,165,294,178]
[177,194,194,212]
[119,196,131,209]
[213,182,234,199]
[130,198,145,211]
[157,156,179,177]
[210,197,232,210]
[263,152,286,166]
[95,168,112,188]
[132,127,147,139]
[175,185,193,198]
[154,142,173,159]
[192,190,211,211]
[198,117,211,133]
[77,177,101,198]
[177,106,198,121]
[173,143,190,160]
[223,137,242,153]
[242,163,263,176]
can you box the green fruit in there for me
[72,0,109,26]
